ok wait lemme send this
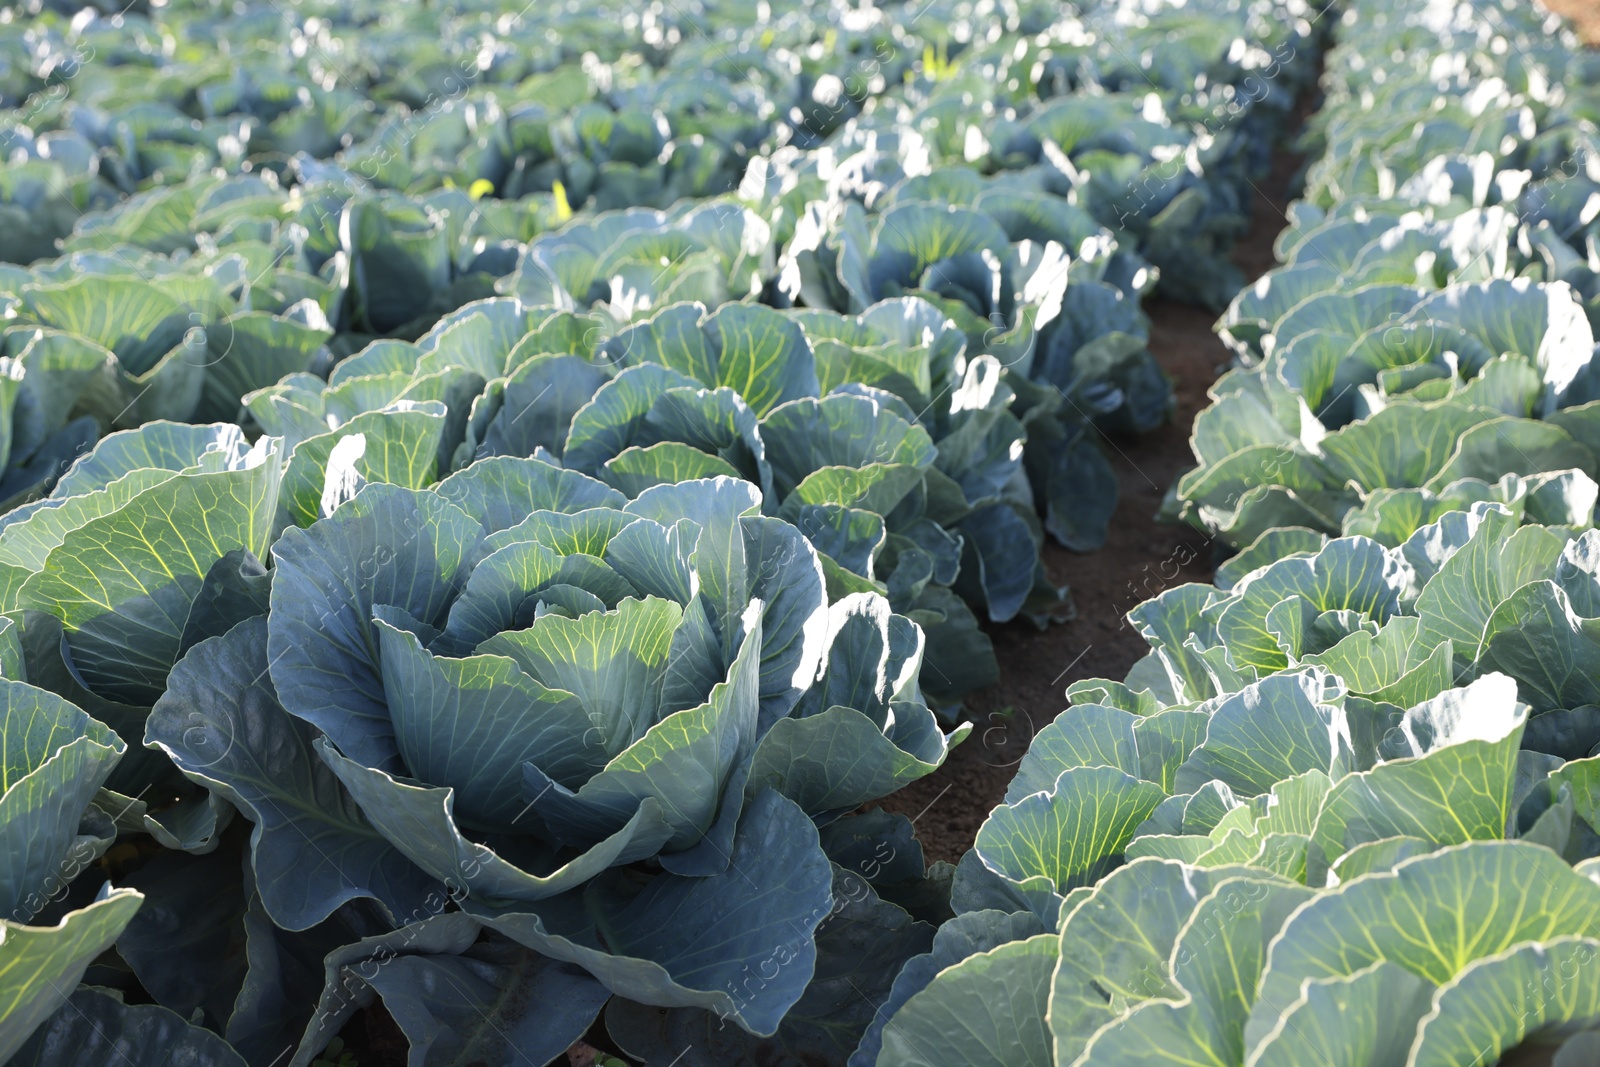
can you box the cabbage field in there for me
[0,0,1597,1063]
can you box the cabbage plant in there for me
[1181,279,1600,548]
[143,455,963,1056]
[0,654,143,1064]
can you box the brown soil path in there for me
[881,137,1310,865]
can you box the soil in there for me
[878,121,1314,866]
[1541,0,1600,45]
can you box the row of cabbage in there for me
[0,247,1078,704]
[852,1,1600,1065]
[3,0,1317,309]
[1181,0,1600,550]
[0,0,1319,706]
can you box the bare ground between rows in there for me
[879,137,1309,866]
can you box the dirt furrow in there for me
[882,124,1311,865]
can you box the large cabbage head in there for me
[254,460,963,1031]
